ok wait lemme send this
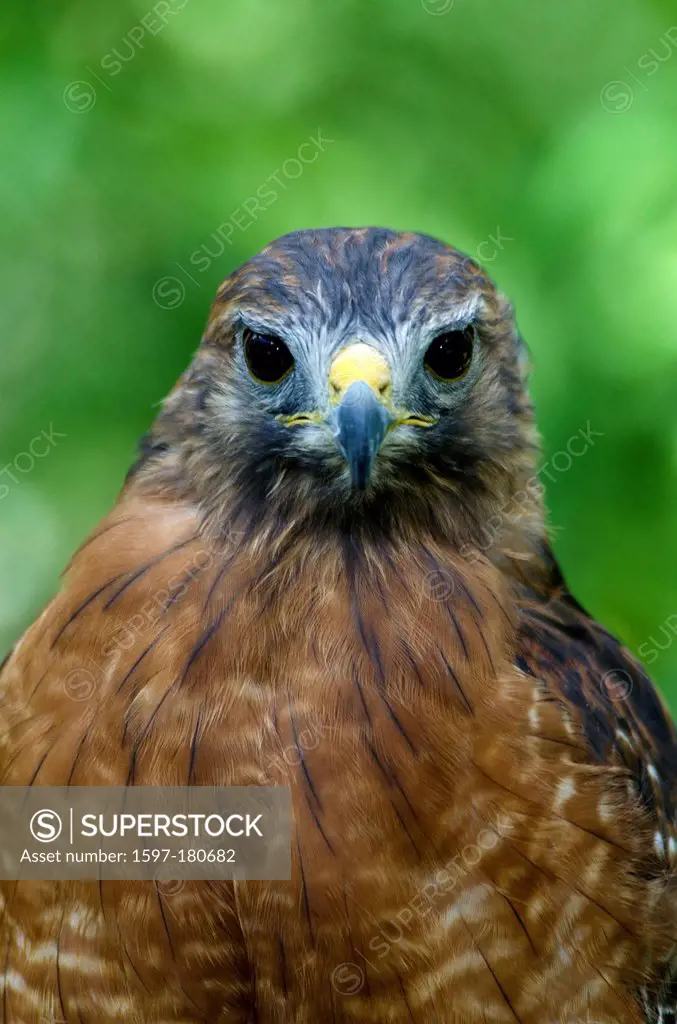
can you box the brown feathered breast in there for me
[1,492,675,1023]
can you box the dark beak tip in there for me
[333,382,393,490]
[351,459,370,491]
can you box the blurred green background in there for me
[1,0,676,707]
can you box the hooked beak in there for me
[328,344,394,490]
[332,381,393,489]
[279,341,438,490]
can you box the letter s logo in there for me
[30,809,63,843]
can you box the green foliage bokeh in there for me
[1,0,676,707]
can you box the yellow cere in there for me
[278,343,437,429]
[328,343,392,404]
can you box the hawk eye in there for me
[243,330,294,384]
[424,327,474,382]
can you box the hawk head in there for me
[139,228,541,549]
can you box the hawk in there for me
[1,227,675,1023]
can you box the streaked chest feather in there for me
[0,526,662,1022]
